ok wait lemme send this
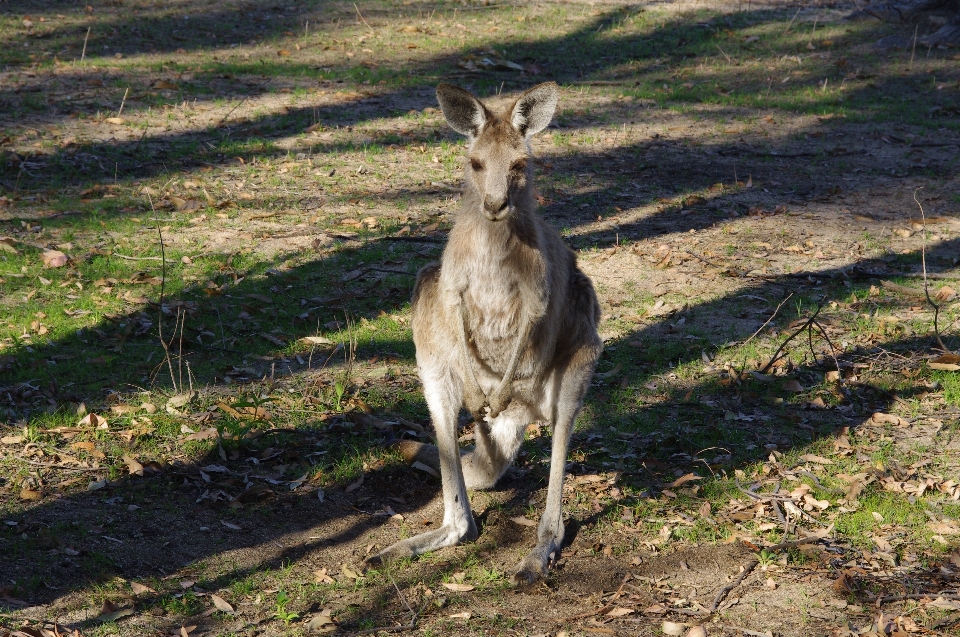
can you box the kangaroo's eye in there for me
[470,159,484,172]
[511,159,528,172]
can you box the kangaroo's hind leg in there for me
[512,348,598,585]
[368,361,477,564]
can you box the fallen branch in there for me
[711,560,758,612]
[759,301,824,374]
[714,625,773,637]
[877,592,960,605]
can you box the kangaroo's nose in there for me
[483,196,508,217]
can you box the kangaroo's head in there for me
[436,82,558,223]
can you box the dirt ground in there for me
[1,0,960,636]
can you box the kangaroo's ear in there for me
[436,84,490,138]
[510,82,559,138]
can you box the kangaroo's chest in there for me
[462,264,524,343]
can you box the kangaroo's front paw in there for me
[486,383,511,419]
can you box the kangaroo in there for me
[368,82,602,585]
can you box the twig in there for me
[112,253,164,261]
[80,27,91,62]
[716,44,735,65]
[714,625,773,637]
[353,2,374,32]
[150,195,178,394]
[913,188,950,352]
[782,7,802,34]
[25,461,106,472]
[877,593,960,605]
[759,301,824,374]
[741,292,794,349]
[215,98,247,131]
[711,560,758,611]
[117,87,129,118]
[909,24,919,68]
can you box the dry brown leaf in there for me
[20,488,42,501]
[210,594,234,613]
[341,563,362,580]
[662,621,689,636]
[871,412,909,426]
[605,607,634,617]
[684,626,708,637]
[668,473,703,488]
[441,582,475,592]
[799,454,833,465]
[1,435,23,444]
[130,581,156,595]
[78,413,108,428]
[344,474,364,493]
[509,516,537,527]
[104,117,125,125]
[42,249,68,268]
[123,455,144,476]
[314,568,335,584]
[448,611,471,619]
[782,379,804,392]
[928,362,960,371]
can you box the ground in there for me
[1,1,959,636]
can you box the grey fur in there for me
[368,82,602,586]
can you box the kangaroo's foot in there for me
[511,537,561,586]
[366,522,477,568]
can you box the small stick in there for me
[81,27,91,62]
[711,560,758,611]
[782,7,801,35]
[913,188,950,352]
[354,2,374,32]
[741,292,794,349]
[909,24,919,69]
[117,87,129,117]
[716,44,735,65]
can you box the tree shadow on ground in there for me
[2,219,958,634]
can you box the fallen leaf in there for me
[782,379,804,392]
[605,607,634,617]
[123,454,144,476]
[684,626,707,637]
[300,336,333,345]
[1,435,24,444]
[307,609,337,633]
[341,563,362,580]
[799,454,833,465]
[441,582,475,592]
[130,581,156,595]
[344,474,364,493]
[79,413,108,428]
[314,568,335,584]
[509,516,537,527]
[929,362,960,371]
[871,412,909,426]
[662,621,689,636]
[42,249,68,268]
[96,599,134,623]
[210,594,234,613]
[448,611,471,619]
[668,473,703,488]
[20,488,42,501]
[104,117,125,125]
